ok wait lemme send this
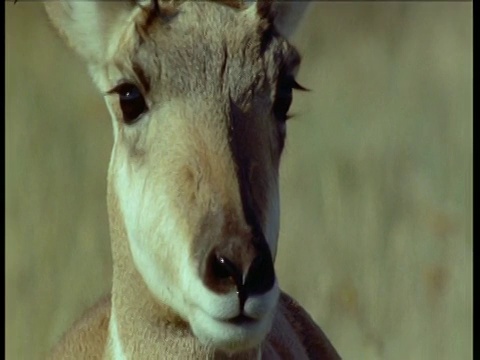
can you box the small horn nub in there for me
[135,0,178,27]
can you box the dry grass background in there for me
[5,2,472,359]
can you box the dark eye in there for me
[273,75,306,122]
[273,83,292,121]
[108,83,148,124]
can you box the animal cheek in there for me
[177,166,200,205]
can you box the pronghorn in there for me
[45,1,340,358]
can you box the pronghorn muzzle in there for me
[198,99,278,310]
[201,234,275,310]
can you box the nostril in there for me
[202,244,275,302]
[211,254,242,288]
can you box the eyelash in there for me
[105,75,306,125]
[273,75,307,121]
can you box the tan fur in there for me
[45,1,340,358]
[50,294,338,359]
[50,296,111,360]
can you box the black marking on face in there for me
[227,97,275,293]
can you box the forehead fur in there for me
[111,1,300,104]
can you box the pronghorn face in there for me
[46,0,307,352]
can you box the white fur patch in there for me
[112,146,192,321]
[109,312,127,360]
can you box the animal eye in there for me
[273,75,306,122]
[273,84,292,121]
[108,83,148,124]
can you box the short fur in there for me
[45,1,341,358]
[50,293,339,359]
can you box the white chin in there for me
[189,287,280,352]
[190,309,275,352]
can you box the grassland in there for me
[5,2,472,359]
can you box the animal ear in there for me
[254,1,311,38]
[45,1,137,62]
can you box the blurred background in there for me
[5,2,472,359]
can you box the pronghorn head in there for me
[46,0,309,352]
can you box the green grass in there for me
[6,3,472,359]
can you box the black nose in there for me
[244,253,275,296]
